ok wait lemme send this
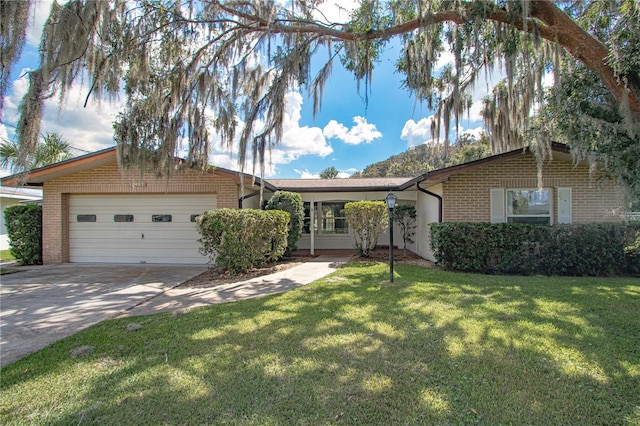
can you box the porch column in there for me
[310,201,315,255]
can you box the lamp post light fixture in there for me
[385,192,397,282]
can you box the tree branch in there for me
[221,1,638,113]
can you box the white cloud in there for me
[435,50,455,71]
[27,1,56,46]
[3,71,119,155]
[295,169,320,179]
[400,117,434,147]
[313,0,358,24]
[323,116,382,145]
[0,122,8,143]
[294,168,352,179]
[0,123,10,177]
[459,126,486,140]
[208,91,332,177]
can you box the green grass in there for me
[1,263,639,425]
[0,249,15,262]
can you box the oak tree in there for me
[1,1,638,197]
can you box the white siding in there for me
[69,194,216,264]
[416,185,442,261]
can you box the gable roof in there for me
[0,146,271,189]
[416,142,574,186]
[1,142,575,192]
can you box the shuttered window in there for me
[506,189,551,225]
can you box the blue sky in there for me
[0,1,489,179]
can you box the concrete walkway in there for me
[118,255,351,317]
[0,255,350,366]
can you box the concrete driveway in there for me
[0,264,206,367]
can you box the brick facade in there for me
[42,161,240,264]
[441,153,624,223]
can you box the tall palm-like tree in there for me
[0,132,74,172]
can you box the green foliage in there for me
[393,204,416,255]
[525,1,640,201]
[0,249,16,261]
[536,62,640,200]
[265,191,304,257]
[8,1,639,201]
[319,166,339,179]
[196,209,289,273]
[344,201,388,257]
[4,204,42,265]
[0,133,73,172]
[352,133,490,178]
[430,222,640,276]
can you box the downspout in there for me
[416,182,442,223]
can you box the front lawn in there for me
[1,263,639,425]
[0,249,15,262]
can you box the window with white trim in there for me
[321,202,348,234]
[506,189,551,225]
[302,202,313,234]
[302,202,350,234]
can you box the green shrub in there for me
[265,191,304,257]
[4,204,42,265]
[430,222,640,276]
[345,201,388,257]
[393,204,417,256]
[623,224,640,275]
[196,209,289,273]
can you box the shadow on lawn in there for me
[2,263,639,424]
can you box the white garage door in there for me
[69,194,217,264]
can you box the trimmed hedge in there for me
[430,222,640,276]
[4,204,42,265]
[196,208,289,273]
[345,201,388,257]
[265,191,304,257]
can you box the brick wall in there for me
[42,161,240,264]
[442,153,624,223]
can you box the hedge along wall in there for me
[264,191,304,257]
[4,204,43,265]
[196,208,289,273]
[430,222,640,276]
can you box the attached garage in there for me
[69,194,216,264]
[0,147,268,264]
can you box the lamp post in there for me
[385,192,397,282]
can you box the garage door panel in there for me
[69,228,200,239]
[69,238,202,249]
[69,195,216,264]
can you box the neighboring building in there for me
[1,143,626,265]
[0,186,43,251]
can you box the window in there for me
[114,214,134,222]
[77,214,96,222]
[321,202,348,234]
[302,202,315,234]
[190,214,201,223]
[152,214,172,222]
[506,189,551,225]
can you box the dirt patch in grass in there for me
[351,247,436,269]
